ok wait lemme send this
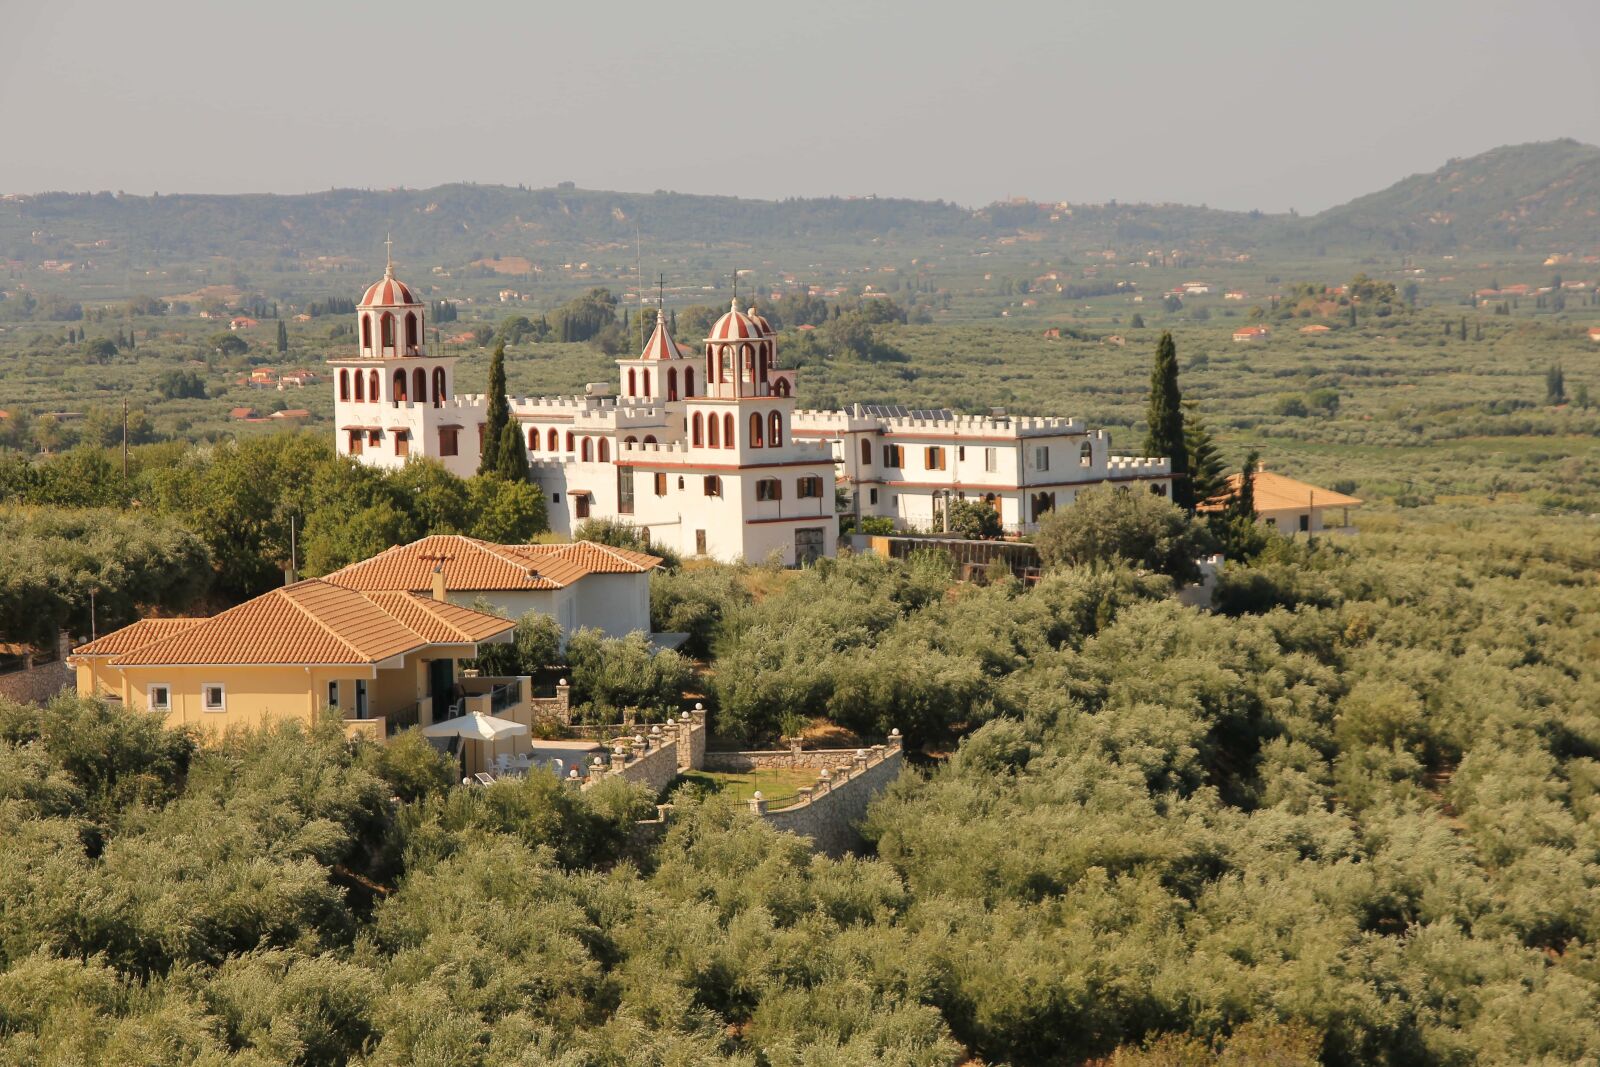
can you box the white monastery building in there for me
[331,257,1171,563]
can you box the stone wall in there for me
[571,710,900,857]
[703,743,876,773]
[581,709,707,798]
[0,634,73,706]
[748,735,904,858]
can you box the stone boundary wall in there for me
[750,737,904,857]
[566,709,901,857]
[579,710,707,797]
[0,633,73,706]
[703,744,882,773]
[0,660,71,706]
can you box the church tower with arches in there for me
[330,244,471,475]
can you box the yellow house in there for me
[1200,469,1362,535]
[69,579,515,739]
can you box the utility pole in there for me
[121,399,129,480]
[287,515,298,585]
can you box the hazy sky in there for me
[4,0,1598,213]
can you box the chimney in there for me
[431,562,447,602]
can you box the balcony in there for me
[450,675,532,722]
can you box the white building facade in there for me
[791,405,1171,536]
[333,263,1170,560]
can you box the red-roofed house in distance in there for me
[324,534,662,641]
[1233,325,1270,343]
[1199,469,1361,536]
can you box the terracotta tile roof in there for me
[324,535,661,593]
[1199,470,1362,513]
[73,618,206,657]
[108,580,512,667]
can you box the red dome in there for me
[746,307,776,336]
[359,270,420,308]
[708,299,762,342]
[640,317,685,360]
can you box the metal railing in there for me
[490,681,520,716]
[386,700,421,736]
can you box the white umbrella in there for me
[422,712,528,741]
[422,713,529,777]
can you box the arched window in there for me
[740,343,754,383]
[361,315,372,351]
[860,438,871,465]
[624,435,638,447]
[756,477,782,501]
[667,367,678,401]
[393,370,407,404]
[528,427,540,450]
[1080,441,1093,467]
[548,428,559,451]
[775,378,791,397]
[720,345,733,383]
[598,438,610,462]
[353,370,364,401]
[628,368,637,396]
[768,411,782,447]
[339,370,350,401]
[566,431,576,452]
[432,366,447,405]
[412,368,426,404]
[404,312,418,352]
[643,434,657,445]
[642,372,651,398]
[723,413,734,448]
[381,313,395,350]
[707,413,720,448]
[692,412,704,447]
[685,368,695,397]
[749,412,764,447]
[368,369,380,401]
[984,492,998,512]
[1151,482,1168,497]
[758,344,769,383]
[581,437,593,462]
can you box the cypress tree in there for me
[1348,303,1357,328]
[1546,363,1566,405]
[1145,331,1192,510]
[276,319,288,353]
[1231,450,1259,519]
[478,341,511,476]
[1459,316,1468,341]
[495,418,529,482]
[1183,402,1227,505]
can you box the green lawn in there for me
[672,768,819,808]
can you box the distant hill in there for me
[3,141,1597,271]
[1302,139,1600,253]
[0,183,1270,272]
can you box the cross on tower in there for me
[384,234,394,276]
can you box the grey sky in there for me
[4,0,1598,212]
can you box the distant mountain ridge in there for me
[1302,139,1600,252]
[3,140,1596,267]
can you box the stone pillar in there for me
[748,790,767,815]
[676,711,696,771]
[556,678,571,724]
